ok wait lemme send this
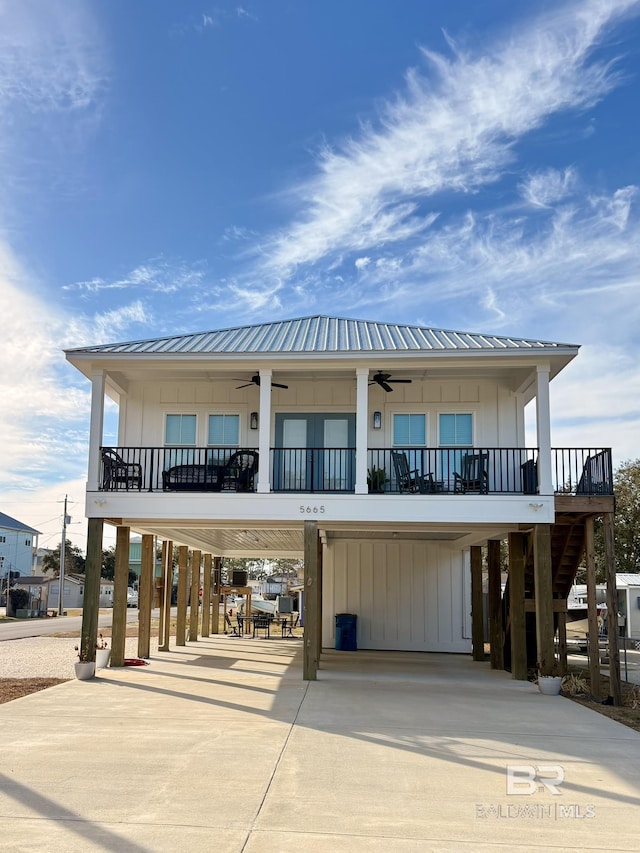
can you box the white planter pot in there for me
[74,661,95,680]
[538,675,562,695]
[95,648,111,669]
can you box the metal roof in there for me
[0,512,40,535]
[65,315,578,356]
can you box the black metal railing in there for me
[552,448,613,495]
[271,447,356,492]
[99,445,613,496]
[100,446,257,492]
[367,448,539,494]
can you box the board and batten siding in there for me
[323,540,471,653]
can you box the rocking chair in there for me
[453,452,489,494]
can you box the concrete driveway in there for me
[1,638,639,851]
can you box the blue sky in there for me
[1,0,639,550]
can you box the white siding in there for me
[323,539,470,653]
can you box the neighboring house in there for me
[66,315,615,677]
[46,574,114,610]
[0,512,40,582]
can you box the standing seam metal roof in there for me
[65,315,578,356]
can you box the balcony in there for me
[99,446,613,496]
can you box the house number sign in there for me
[299,505,326,514]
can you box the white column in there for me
[87,369,106,491]
[535,365,553,495]
[355,368,369,494]
[257,369,272,493]
[515,392,525,447]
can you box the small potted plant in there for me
[537,662,563,695]
[74,638,96,680]
[95,634,110,669]
[367,466,387,493]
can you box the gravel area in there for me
[0,636,159,679]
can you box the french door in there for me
[274,413,355,491]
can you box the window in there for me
[165,414,197,445]
[392,414,426,446]
[208,414,240,446]
[439,413,473,481]
[439,413,473,446]
[0,536,5,543]
[25,539,31,547]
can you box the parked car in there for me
[127,588,138,608]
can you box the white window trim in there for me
[390,411,428,447]
[164,412,198,446]
[436,409,477,447]
[207,411,243,447]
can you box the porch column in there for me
[488,539,503,670]
[315,532,323,668]
[138,534,154,659]
[111,525,130,666]
[257,369,272,493]
[176,546,188,646]
[535,365,553,495]
[80,518,104,663]
[470,546,484,661]
[202,554,212,636]
[355,368,369,494]
[87,370,106,491]
[159,540,173,651]
[158,540,167,642]
[533,524,555,675]
[584,518,601,698]
[303,520,319,680]
[508,532,527,680]
[211,557,222,633]
[190,550,201,641]
[604,513,622,706]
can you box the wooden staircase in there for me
[503,512,587,670]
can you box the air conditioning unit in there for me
[276,595,293,614]
[231,570,248,587]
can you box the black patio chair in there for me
[252,613,272,639]
[224,612,240,636]
[101,448,142,491]
[453,452,489,494]
[219,449,259,492]
[391,450,433,494]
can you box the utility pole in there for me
[57,496,70,616]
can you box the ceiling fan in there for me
[369,371,412,393]
[235,373,289,390]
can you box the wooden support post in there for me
[159,540,173,651]
[604,512,622,706]
[138,534,154,659]
[158,540,167,642]
[202,554,212,637]
[508,532,527,680]
[557,611,567,675]
[315,534,323,669]
[470,546,484,661]
[211,557,221,634]
[80,518,104,663]
[488,539,503,670]
[176,546,188,646]
[584,517,601,698]
[111,525,130,667]
[189,550,201,642]
[303,521,318,681]
[533,524,555,675]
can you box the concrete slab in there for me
[1,640,640,851]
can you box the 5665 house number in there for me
[299,505,326,515]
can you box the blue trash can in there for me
[335,613,357,651]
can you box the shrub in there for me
[9,588,29,611]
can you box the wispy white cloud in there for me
[254,0,638,281]
[520,168,578,207]
[62,259,206,296]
